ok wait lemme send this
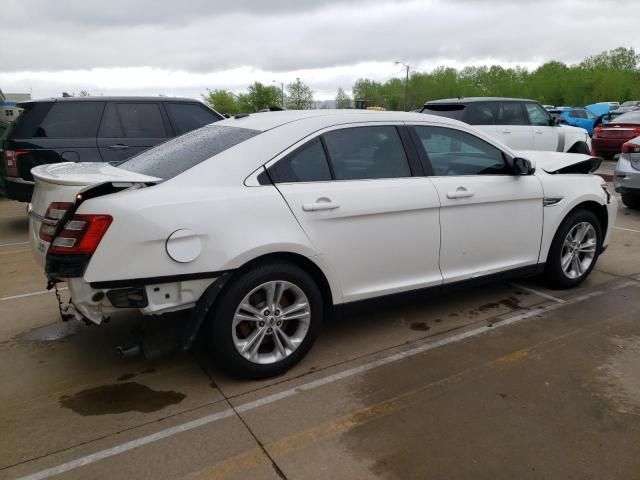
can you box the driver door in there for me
[411,124,544,283]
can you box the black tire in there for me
[207,262,323,379]
[568,142,591,155]
[621,194,640,210]
[545,209,602,289]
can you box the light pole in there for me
[272,80,285,108]
[394,61,410,111]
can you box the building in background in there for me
[0,89,31,122]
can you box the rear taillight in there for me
[558,118,567,124]
[3,150,28,177]
[622,142,640,154]
[593,126,602,137]
[49,214,112,255]
[39,202,74,242]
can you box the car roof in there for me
[424,97,537,105]
[18,96,204,106]
[215,109,463,132]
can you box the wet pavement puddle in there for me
[22,322,80,342]
[59,382,186,416]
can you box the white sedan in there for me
[28,110,616,378]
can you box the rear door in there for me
[495,101,533,149]
[270,124,442,302]
[97,102,171,163]
[411,124,543,283]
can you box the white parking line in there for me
[613,226,640,234]
[0,240,29,247]
[510,283,566,304]
[0,288,67,302]
[15,280,638,480]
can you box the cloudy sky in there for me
[1,0,638,100]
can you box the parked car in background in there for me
[0,119,8,196]
[614,135,640,209]
[543,105,555,110]
[2,97,223,202]
[592,111,640,159]
[620,101,640,108]
[606,105,640,124]
[421,98,591,154]
[27,110,614,378]
[555,108,598,135]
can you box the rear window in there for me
[118,125,259,179]
[3,102,53,139]
[35,101,105,138]
[421,104,465,121]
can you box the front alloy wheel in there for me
[232,281,311,365]
[560,222,597,279]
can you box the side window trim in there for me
[408,124,514,177]
[318,135,337,180]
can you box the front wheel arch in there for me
[567,142,591,155]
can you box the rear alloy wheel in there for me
[208,263,322,378]
[621,194,640,210]
[545,209,602,288]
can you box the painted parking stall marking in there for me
[15,280,638,480]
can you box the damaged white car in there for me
[28,110,616,378]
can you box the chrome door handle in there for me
[302,197,340,212]
[535,129,544,134]
[446,187,474,199]
[108,144,129,150]
[501,129,512,134]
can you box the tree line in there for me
[203,47,640,114]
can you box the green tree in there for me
[235,82,281,113]
[202,89,239,115]
[335,87,352,109]
[286,78,314,110]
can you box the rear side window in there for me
[498,102,528,125]
[421,104,465,121]
[323,126,411,180]
[165,103,222,135]
[118,125,259,179]
[270,138,332,183]
[34,102,104,138]
[99,103,167,138]
[464,103,498,125]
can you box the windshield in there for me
[118,124,260,179]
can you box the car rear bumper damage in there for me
[59,276,220,326]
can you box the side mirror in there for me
[550,116,559,126]
[513,157,535,175]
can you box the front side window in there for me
[499,102,528,126]
[323,126,411,180]
[270,138,332,183]
[525,103,552,126]
[34,102,104,138]
[99,103,167,138]
[118,125,259,179]
[165,103,222,135]
[414,126,509,176]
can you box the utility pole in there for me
[395,61,410,111]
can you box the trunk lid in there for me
[28,162,161,267]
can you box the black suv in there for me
[2,97,223,202]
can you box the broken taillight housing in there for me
[39,202,74,242]
[49,214,112,255]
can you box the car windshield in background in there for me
[117,125,260,179]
